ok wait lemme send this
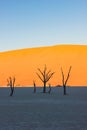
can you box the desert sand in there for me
[0,87,87,130]
[0,45,87,86]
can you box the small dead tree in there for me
[33,80,36,93]
[36,65,54,93]
[61,66,72,95]
[48,83,51,94]
[7,76,15,96]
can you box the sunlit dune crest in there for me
[0,44,87,87]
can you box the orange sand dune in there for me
[0,45,87,87]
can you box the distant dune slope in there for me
[0,45,87,86]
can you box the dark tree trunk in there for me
[10,87,14,96]
[48,86,51,94]
[63,85,66,95]
[43,82,46,93]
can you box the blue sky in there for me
[0,0,87,51]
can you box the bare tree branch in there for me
[46,72,55,82]
[65,66,72,86]
[46,70,51,80]
[37,68,44,77]
[61,66,72,95]
[61,67,64,86]
[36,73,43,82]
[36,65,54,93]
[7,76,16,96]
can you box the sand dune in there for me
[0,44,87,86]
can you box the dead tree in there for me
[33,80,36,93]
[48,83,51,94]
[7,76,15,96]
[61,66,72,95]
[36,65,54,93]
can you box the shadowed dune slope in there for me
[0,45,87,86]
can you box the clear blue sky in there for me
[0,0,87,51]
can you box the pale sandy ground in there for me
[0,87,87,130]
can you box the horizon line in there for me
[0,43,87,53]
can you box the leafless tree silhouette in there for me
[33,80,36,93]
[7,76,15,96]
[36,65,55,93]
[61,66,72,95]
[48,83,51,94]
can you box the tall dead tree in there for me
[61,66,72,95]
[36,65,55,93]
[7,76,15,96]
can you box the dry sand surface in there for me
[1,45,87,86]
[0,87,87,130]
